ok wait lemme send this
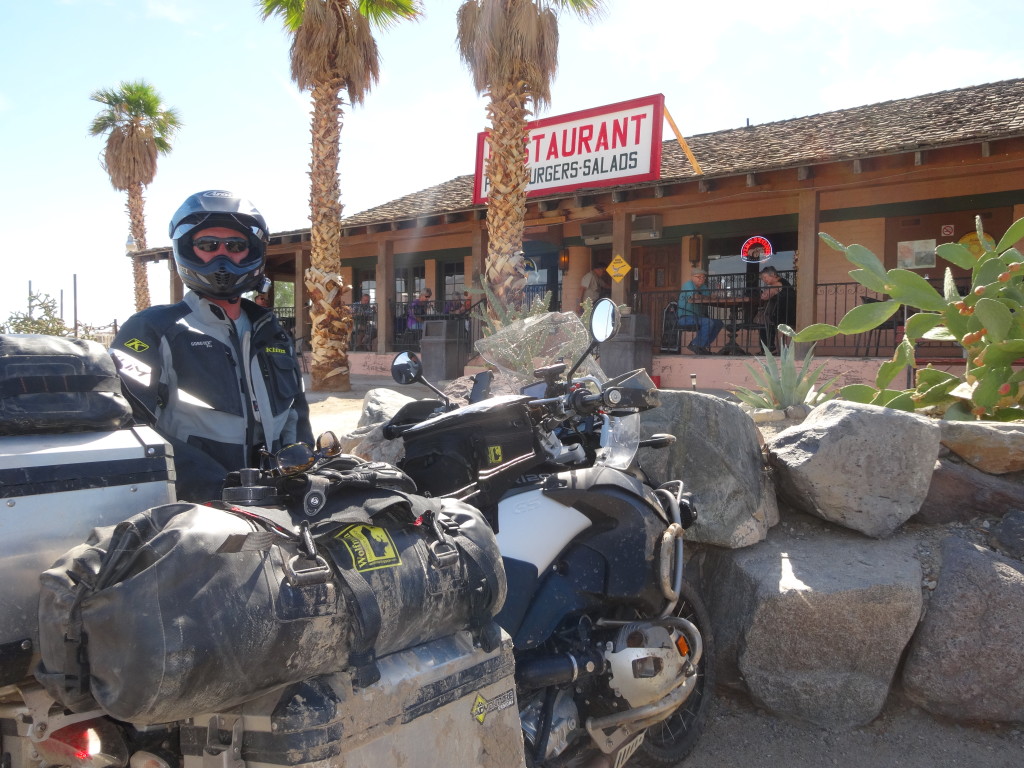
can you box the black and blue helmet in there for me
[169,190,270,299]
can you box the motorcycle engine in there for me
[519,688,582,761]
[604,623,690,708]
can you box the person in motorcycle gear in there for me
[111,190,312,502]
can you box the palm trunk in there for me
[306,80,352,392]
[127,182,151,312]
[483,81,530,320]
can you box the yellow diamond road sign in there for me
[607,254,631,282]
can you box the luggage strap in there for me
[418,505,503,650]
[215,502,384,688]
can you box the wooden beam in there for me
[663,105,703,175]
[914,151,924,167]
[746,173,757,187]
[981,141,991,158]
[852,159,864,174]
[524,214,569,228]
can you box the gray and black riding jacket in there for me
[111,291,312,481]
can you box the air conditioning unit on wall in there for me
[579,215,663,246]
[580,219,614,245]
[632,214,663,240]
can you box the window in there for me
[354,268,375,302]
[442,262,465,301]
[395,265,425,302]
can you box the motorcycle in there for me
[382,299,715,767]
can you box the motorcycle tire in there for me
[638,580,716,764]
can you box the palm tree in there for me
[89,80,181,312]
[260,0,421,392]
[457,0,604,316]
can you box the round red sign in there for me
[741,236,773,263]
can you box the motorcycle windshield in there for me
[599,412,640,470]
[475,311,606,388]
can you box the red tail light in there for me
[33,719,128,768]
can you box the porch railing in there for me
[634,275,969,358]
[282,276,968,360]
[390,299,481,364]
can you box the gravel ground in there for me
[674,690,1023,768]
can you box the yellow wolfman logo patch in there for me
[335,525,401,572]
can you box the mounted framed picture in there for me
[897,239,937,270]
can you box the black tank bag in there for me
[35,457,506,724]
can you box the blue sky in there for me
[1,0,1022,327]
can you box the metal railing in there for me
[390,299,481,364]
[280,273,970,360]
[635,273,968,358]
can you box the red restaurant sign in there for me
[473,94,664,205]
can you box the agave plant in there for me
[732,340,838,410]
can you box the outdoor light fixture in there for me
[559,250,570,272]
[125,233,139,254]
[688,235,702,267]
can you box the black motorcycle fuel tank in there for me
[398,395,544,519]
[496,465,670,649]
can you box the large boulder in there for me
[695,519,922,728]
[639,390,778,548]
[339,387,421,464]
[939,421,1024,474]
[768,400,940,538]
[990,508,1024,561]
[902,536,1024,722]
[914,456,1024,524]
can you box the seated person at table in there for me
[406,288,431,337]
[758,266,796,353]
[676,268,723,355]
[354,293,377,350]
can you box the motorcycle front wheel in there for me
[639,580,716,764]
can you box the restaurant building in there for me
[148,77,1024,389]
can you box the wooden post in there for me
[375,239,394,354]
[610,210,633,307]
[795,189,820,356]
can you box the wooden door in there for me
[632,244,682,348]
[634,244,681,295]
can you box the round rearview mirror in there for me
[391,351,423,385]
[590,298,620,343]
